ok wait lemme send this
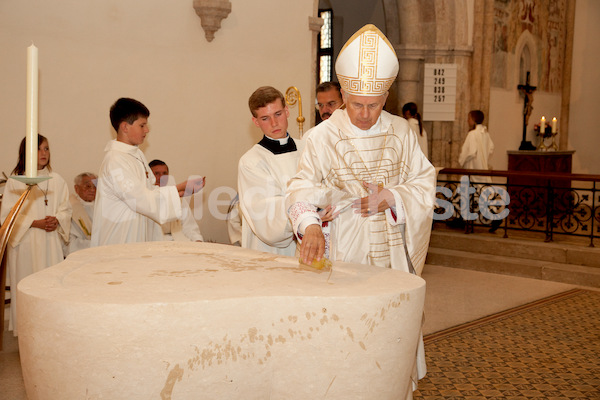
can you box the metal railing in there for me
[435,168,600,247]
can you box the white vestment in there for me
[0,167,71,335]
[66,193,94,255]
[286,110,435,387]
[237,137,305,256]
[458,124,494,183]
[226,196,242,246]
[161,198,204,242]
[407,117,428,160]
[286,110,436,274]
[91,140,182,246]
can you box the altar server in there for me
[237,86,305,256]
[91,98,204,246]
[1,134,71,336]
[285,25,436,395]
[458,109,494,183]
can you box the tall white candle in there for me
[540,116,546,133]
[552,117,557,133]
[25,44,39,178]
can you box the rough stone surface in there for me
[17,242,425,400]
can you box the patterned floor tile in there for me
[414,289,600,399]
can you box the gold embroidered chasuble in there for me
[287,109,435,275]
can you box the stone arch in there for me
[514,30,540,88]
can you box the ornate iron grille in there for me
[434,169,600,247]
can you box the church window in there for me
[318,9,333,83]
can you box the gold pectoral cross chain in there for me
[348,133,388,191]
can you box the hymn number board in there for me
[423,64,457,121]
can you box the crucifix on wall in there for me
[517,71,537,150]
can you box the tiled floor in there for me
[414,289,600,399]
[1,264,596,399]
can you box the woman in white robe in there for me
[402,102,429,160]
[0,135,71,336]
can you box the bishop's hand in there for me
[299,224,325,265]
[352,181,395,217]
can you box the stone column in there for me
[309,14,324,129]
[385,0,474,167]
[559,0,576,150]
[479,0,494,119]
[392,0,424,115]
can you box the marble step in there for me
[425,247,600,288]
[429,230,600,269]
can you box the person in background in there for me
[0,134,71,336]
[149,159,204,242]
[316,81,343,122]
[458,109,494,182]
[402,102,428,159]
[458,110,500,232]
[65,172,97,255]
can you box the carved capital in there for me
[193,0,232,42]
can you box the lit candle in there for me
[552,117,557,133]
[25,44,38,178]
[540,116,546,133]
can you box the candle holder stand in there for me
[534,125,558,151]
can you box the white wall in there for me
[0,0,316,243]
[488,89,561,171]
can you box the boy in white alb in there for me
[91,98,204,246]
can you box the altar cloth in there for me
[17,241,425,400]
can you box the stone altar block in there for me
[17,242,425,399]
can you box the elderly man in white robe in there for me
[285,25,436,397]
[65,172,97,255]
[149,159,204,242]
